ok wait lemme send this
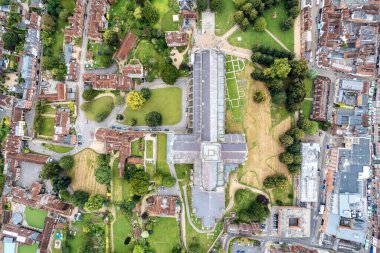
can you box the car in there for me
[164,129,169,131]
[0,107,4,112]
[134,128,139,131]
[77,134,83,145]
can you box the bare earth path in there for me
[293,15,301,59]
[264,29,291,52]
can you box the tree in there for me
[288,127,305,141]
[128,118,137,126]
[254,17,267,32]
[210,0,222,11]
[288,164,301,175]
[240,17,250,30]
[196,0,208,12]
[287,142,301,154]
[293,153,302,164]
[267,79,284,93]
[133,245,145,253]
[233,11,245,24]
[42,14,56,32]
[130,171,150,196]
[82,88,99,101]
[103,30,119,47]
[288,6,300,18]
[290,60,309,79]
[162,176,176,188]
[95,166,112,185]
[153,173,163,185]
[319,121,332,131]
[279,134,294,147]
[305,120,319,135]
[97,154,110,166]
[188,238,201,253]
[59,155,74,170]
[84,194,104,211]
[133,6,142,19]
[279,152,294,164]
[264,174,288,189]
[2,31,20,50]
[145,111,162,127]
[142,2,159,24]
[124,164,142,180]
[41,162,61,179]
[238,202,269,223]
[280,18,293,31]
[264,58,291,79]
[235,0,248,9]
[72,190,89,208]
[140,88,151,100]
[52,176,72,192]
[256,194,269,205]
[126,90,146,110]
[307,69,317,80]
[161,65,179,85]
[253,89,266,103]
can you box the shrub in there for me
[162,176,176,188]
[95,166,112,185]
[59,155,74,170]
[82,88,99,101]
[254,17,267,32]
[253,89,266,103]
[145,111,162,127]
[140,88,151,100]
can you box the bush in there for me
[210,0,222,11]
[162,176,176,188]
[116,114,124,121]
[253,89,266,103]
[71,190,89,208]
[140,88,151,100]
[128,118,137,126]
[254,17,267,32]
[95,166,112,185]
[82,88,99,101]
[59,156,74,170]
[145,111,162,127]
[160,64,179,85]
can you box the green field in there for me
[272,180,293,206]
[39,117,55,137]
[156,134,170,175]
[302,100,312,118]
[131,138,144,157]
[124,88,182,126]
[228,28,283,50]
[152,0,181,31]
[304,78,313,98]
[42,104,56,114]
[43,143,74,153]
[215,0,235,36]
[146,163,155,177]
[113,208,134,253]
[18,244,38,253]
[149,217,180,252]
[270,102,292,127]
[262,2,294,51]
[25,207,48,229]
[133,40,168,77]
[81,96,114,122]
[146,140,153,159]
[87,42,114,68]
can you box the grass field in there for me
[228,28,283,51]
[82,96,114,122]
[238,80,292,189]
[233,189,258,212]
[39,117,55,136]
[68,149,107,195]
[18,244,38,253]
[146,163,155,177]
[262,2,294,50]
[302,100,312,118]
[42,104,56,114]
[87,42,114,68]
[146,140,153,159]
[152,0,181,31]
[215,0,235,36]
[42,143,74,153]
[131,138,144,157]
[124,88,182,126]
[149,217,180,252]
[25,207,48,229]
[304,78,313,98]
[271,180,293,205]
[113,208,134,253]
[156,134,170,175]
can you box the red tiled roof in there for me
[165,31,189,47]
[114,32,138,61]
[39,83,66,101]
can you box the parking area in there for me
[17,162,43,188]
[231,243,264,253]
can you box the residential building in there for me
[165,31,189,47]
[64,0,86,41]
[114,32,137,62]
[87,0,107,42]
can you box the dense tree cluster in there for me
[233,0,275,30]
[59,155,74,170]
[160,64,179,85]
[235,189,270,223]
[263,173,288,189]
[95,166,112,185]
[41,161,73,193]
[251,45,294,66]
[124,165,150,196]
[84,194,105,211]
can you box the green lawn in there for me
[146,163,155,177]
[146,140,153,159]
[272,180,293,206]
[133,40,168,77]
[81,96,114,122]
[215,0,235,36]
[152,0,181,31]
[174,164,192,182]
[24,207,48,229]
[228,28,283,51]
[270,102,292,127]
[156,134,170,175]
[113,208,134,253]
[302,100,312,118]
[87,42,114,68]
[149,217,180,252]
[112,158,132,202]
[18,244,38,253]
[39,117,55,136]
[262,2,294,51]
[43,143,74,153]
[304,78,313,98]
[124,88,182,126]
[42,105,56,114]
[233,189,258,212]
[131,138,144,157]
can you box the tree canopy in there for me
[52,176,71,193]
[59,155,74,170]
[103,30,119,47]
[263,174,288,189]
[264,58,291,79]
[254,17,267,32]
[160,64,179,85]
[130,171,150,196]
[126,90,146,110]
[2,31,20,50]
[140,88,151,100]
[95,166,112,185]
[41,162,61,179]
[253,89,266,103]
[71,190,89,208]
[145,111,162,127]
[196,0,208,11]
[84,194,104,211]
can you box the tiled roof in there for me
[114,32,138,61]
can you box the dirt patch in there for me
[68,148,107,196]
[240,80,291,188]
